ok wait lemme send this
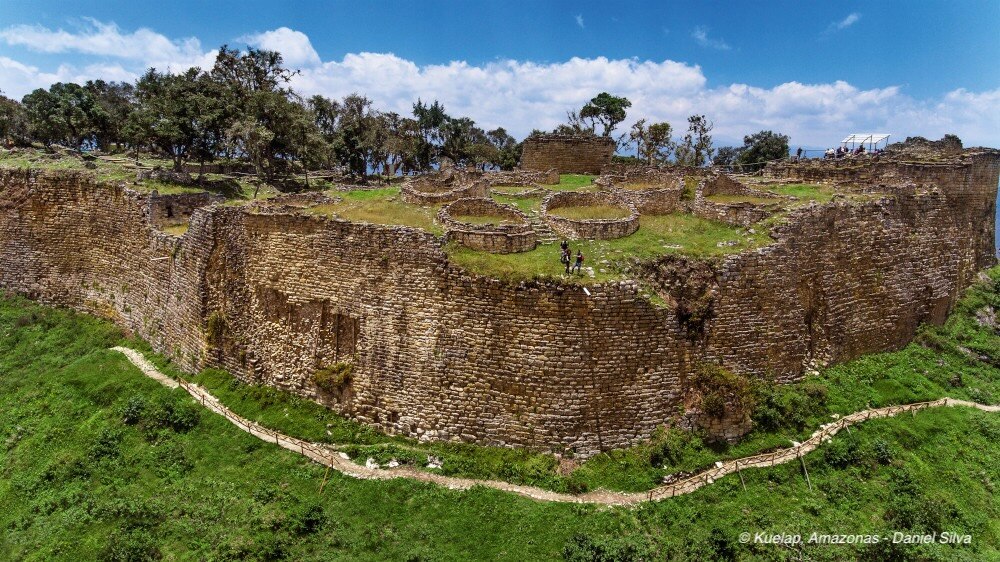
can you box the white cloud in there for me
[825,12,861,34]
[240,27,320,67]
[0,18,213,71]
[692,26,731,50]
[0,22,997,148]
[575,15,585,29]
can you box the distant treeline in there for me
[0,45,791,183]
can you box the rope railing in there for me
[111,347,998,506]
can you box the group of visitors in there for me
[559,240,585,275]
[824,145,883,159]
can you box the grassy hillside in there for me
[1,269,999,560]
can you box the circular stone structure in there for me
[401,174,490,205]
[541,191,639,240]
[438,197,537,253]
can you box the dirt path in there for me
[111,346,999,506]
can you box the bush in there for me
[648,427,698,469]
[692,364,753,420]
[751,379,829,432]
[101,528,162,562]
[313,362,353,393]
[121,396,147,425]
[561,533,655,562]
[205,311,226,347]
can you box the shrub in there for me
[692,364,753,420]
[561,533,655,562]
[102,528,162,562]
[313,362,353,393]
[648,427,697,469]
[121,396,147,425]
[205,311,226,347]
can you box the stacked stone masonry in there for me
[520,135,615,174]
[438,198,537,253]
[0,150,996,456]
[541,191,640,240]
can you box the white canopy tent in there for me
[840,134,891,151]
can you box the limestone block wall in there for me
[542,191,639,240]
[438,198,537,253]
[520,135,615,174]
[0,151,996,455]
[148,192,224,228]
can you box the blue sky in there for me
[1,1,998,147]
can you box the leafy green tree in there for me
[712,146,744,170]
[629,119,674,164]
[579,92,631,138]
[0,94,29,146]
[486,127,521,170]
[22,83,103,148]
[125,68,226,172]
[735,130,790,170]
[675,114,714,167]
[83,80,135,152]
[412,99,448,171]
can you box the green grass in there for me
[447,213,768,283]
[1,270,999,559]
[764,183,837,203]
[492,193,543,215]
[307,188,444,234]
[160,224,190,237]
[539,174,596,191]
[548,205,631,220]
[705,194,781,205]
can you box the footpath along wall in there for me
[0,150,996,455]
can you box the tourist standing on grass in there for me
[561,247,571,273]
[572,250,584,274]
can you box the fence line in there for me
[111,347,998,506]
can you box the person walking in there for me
[572,250,584,274]
[561,247,571,273]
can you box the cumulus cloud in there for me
[240,27,321,67]
[692,26,731,50]
[0,22,997,147]
[575,15,585,29]
[0,18,214,71]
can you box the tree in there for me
[579,92,631,139]
[412,99,448,171]
[84,80,135,151]
[629,119,674,165]
[675,115,714,167]
[125,68,226,172]
[486,127,521,170]
[735,130,790,171]
[0,95,29,146]
[22,83,102,149]
[713,146,744,170]
[553,110,596,137]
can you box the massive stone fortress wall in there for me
[0,152,996,455]
[520,135,615,174]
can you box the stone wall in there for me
[401,173,490,205]
[520,135,615,174]
[438,198,537,254]
[542,191,640,240]
[148,191,224,228]
[0,150,996,456]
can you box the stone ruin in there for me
[520,134,616,174]
[0,140,996,455]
